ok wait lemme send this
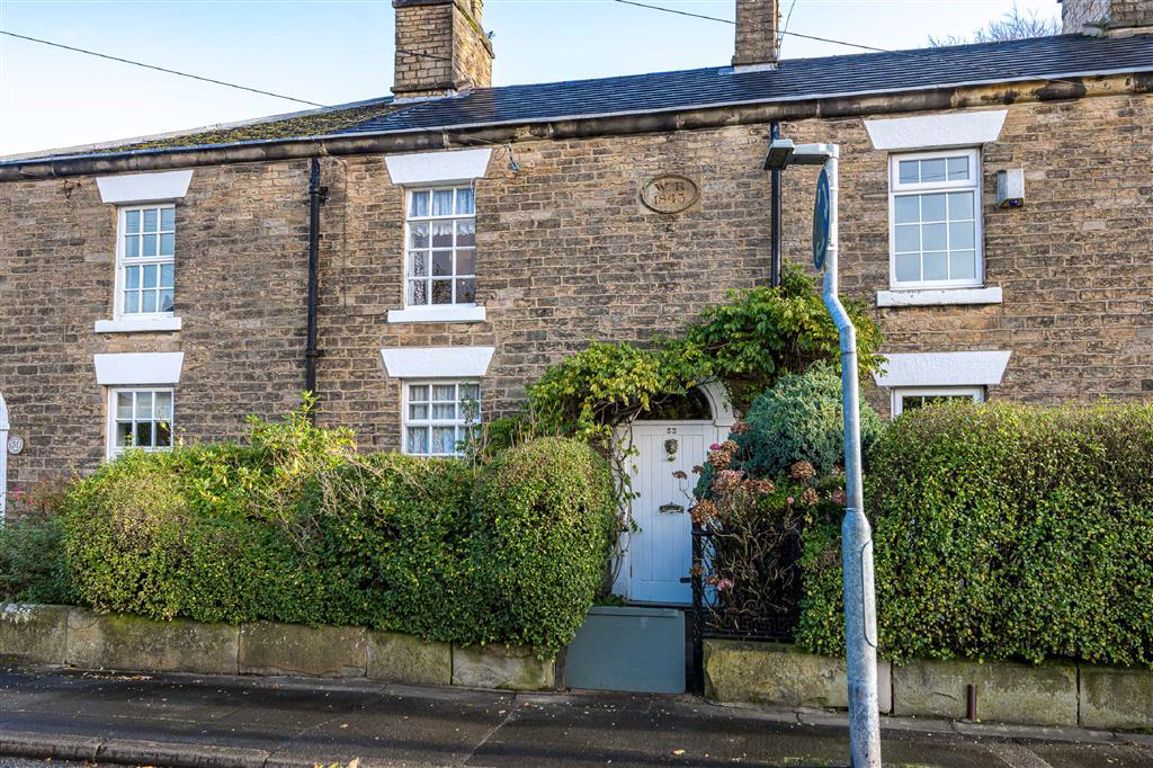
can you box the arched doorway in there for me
[0,393,8,519]
[615,381,734,604]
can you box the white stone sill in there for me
[94,317,183,334]
[386,305,486,324]
[876,287,1002,308]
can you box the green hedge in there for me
[797,402,1153,667]
[61,415,616,653]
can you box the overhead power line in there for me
[0,29,329,108]
[611,0,892,53]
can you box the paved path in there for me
[0,667,1150,768]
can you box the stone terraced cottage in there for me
[0,0,1151,603]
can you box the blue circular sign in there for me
[813,169,831,271]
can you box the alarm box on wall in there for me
[997,169,1026,208]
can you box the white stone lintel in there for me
[96,170,193,205]
[94,352,184,386]
[385,148,493,186]
[381,346,494,379]
[874,351,1011,388]
[876,287,1003,308]
[865,110,1008,151]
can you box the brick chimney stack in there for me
[1061,0,1153,34]
[733,0,780,71]
[393,0,494,99]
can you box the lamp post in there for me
[764,139,882,768]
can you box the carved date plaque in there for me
[640,175,700,214]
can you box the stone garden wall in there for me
[0,604,554,691]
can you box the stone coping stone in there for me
[703,640,892,713]
[368,630,451,686]
[1079,665,1153,730]
[893,658,1077,726]
[67,609,238,674]
[0,603,68,665]
[452,643,555,691]
[239,622,367,678]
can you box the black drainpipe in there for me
[770,120,783,288]
[304,158,327,409]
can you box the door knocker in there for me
[664,438,678,462]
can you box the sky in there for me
[0,0,1059,157]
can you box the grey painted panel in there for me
[564,607,685,694]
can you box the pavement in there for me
[0,667,1149,768]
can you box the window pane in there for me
[135,421,153,448]
[923,251,949,281]
[159,290,175,313]
[456,220,476,248]
[431,221,453,248]
[950,250,977,280]
[921,193,947,221]
[432,189,454,216]
[143,264,159,288]
[155,421,172,448]
[456,250,475,276]
[160,263,175,288]
[406,427,429,455]
[894,225,920,253]
[142,234,157,257]
[124,210,140,233]
[124,291,140,314]
[160,233,175,256]
[949,222,975,250]
[409,280,429,305]
[898,160,919,184]
[920,158,947,183]
[410,251,429,278]
[432,384,455,402]
[431,427,456,454]
[160,207,175,231]
[135,391,153,419]
[460,383,480,402]
[155,391,173,420]
[922,223,947,251]
[117,421,134,447]
[894,196,919,224]
[408,384,429,402]
[125,236,140,258]
[947,156,970,181]
[432,402,455,420]
[125,266,141,289]
[409,191,430,218]
[895,253,920,282]
[117,392,134,419]
[949,191,974,220]
[409,403,428,420]
[431,279,453,304]
[141,292,157,313]
[456,187,475,215]
[143,208,159,232]
[409,223,430,249]
[456,278,476,304]
[432,251,453,277]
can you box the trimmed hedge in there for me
[62,415,616,653]
[797,402,1153,667]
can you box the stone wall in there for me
[704,639,1153,730]
[1,91,1151,486]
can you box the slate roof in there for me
[5,33,1152,163]
[338,34,1153,137]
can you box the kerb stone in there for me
[368,630,451,686]
[66,609,238,674]
[452,643,555,690]
[239,622,366,678]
